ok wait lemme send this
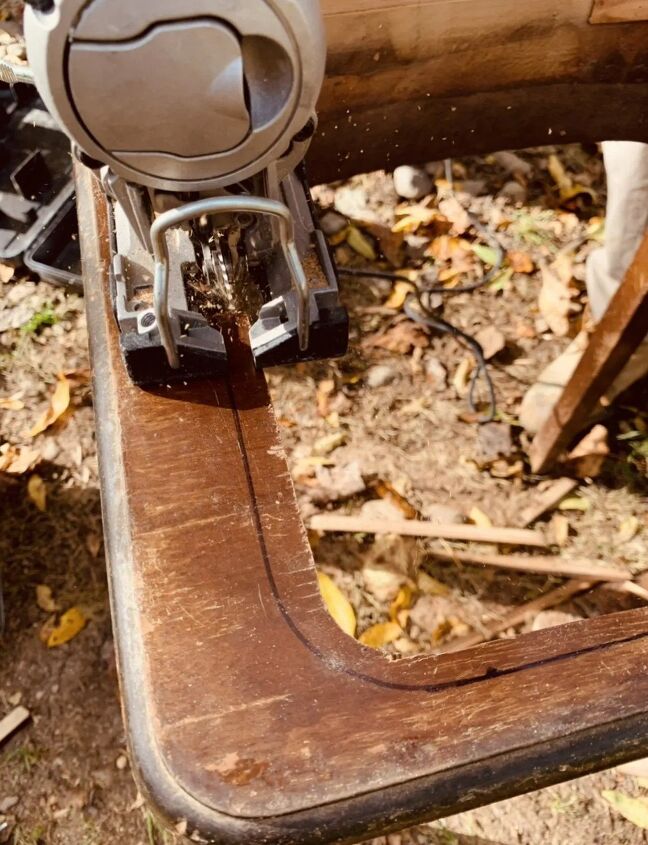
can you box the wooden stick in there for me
[0,706,30,746]
[308,514,547,547]
[603,580,648,603]
[443,580,592,652]
[428,548,630,583]
[518,478,578,528]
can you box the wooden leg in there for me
[530,233,648,474]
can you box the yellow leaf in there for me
[389,585,413,623]
[359,621,402,648]
[384,281,415,310]
[618,516,640,544]
[551,513,570,547]
[452,357,474,398]
[29,374,70,437]
[36,585,59,613]
[602,791,648,829]
[417,571,450,596]
[469,506,492,528]
[27,474,47,512]
[0,443,40,476]
[313,431,346,456]
[346,226,376,261]
[317,572,356,637]
[558,497,591,513]
[47,607,87,648]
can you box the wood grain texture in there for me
[591,0,648,23]
[309,0,648,181]
[77,165,648,844]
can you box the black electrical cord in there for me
[337,212,503,423]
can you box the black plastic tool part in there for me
[252,303,349,368]
[24,192,82,289]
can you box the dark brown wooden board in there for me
[311,0,648,182]
[77,158,648,843]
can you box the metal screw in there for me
[140,312,156,329]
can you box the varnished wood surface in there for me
[77,162,648,843]
[310,0,648,181]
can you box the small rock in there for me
[115,754,128,771]
[475,326,506,361]
[532,610,580,632]
[493,151,533,178]
[311,462,365,504]
[498,180,527,204]
[319,210,348,238]
[366,365,397,389]
[0,798,18,815]
[424,357,447,391]
[393,165,432,200]
[458,180,487,197]
[422,503,465,525]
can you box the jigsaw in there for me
[22,0,347,384]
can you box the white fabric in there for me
[586,141,648,321]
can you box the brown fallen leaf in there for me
[317,572,356,638]
[359,621,402,648]
[392,204,440,234]
[565,424,609,478]
[538,257,581,337]
[361,222,405,267]
[36,585,59,613]
[369,478,418,519]
[47,607,87,648]
[389,585,414,623]
[475,326,506,361]
[362,321,429,355]
[29,373,71,437]
[508,251,535,274]
[27,474,47,512]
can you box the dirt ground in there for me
[0,136,647,845]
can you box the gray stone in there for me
[319,210,348,237]
[393,165,432,200]
[498,180,527,204]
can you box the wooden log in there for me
[310,0,648,180]
[530,233,648,473]
[308,514,547,547]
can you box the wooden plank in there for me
[0,706,30,746]
[309,0,648,180]
[78,164,648,844]
[308,514,547,547]
[590,0,648,23]
[530,233,648,473]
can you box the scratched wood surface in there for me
[310,0,648,181]
[77,160,648,843]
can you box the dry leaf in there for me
[452,358,474,398]
[362,321,429,355]
[29,374,71,437]
[508,251,534,273]
[417,570,450,596]
[602,791,648,829]
[551,514,570,547]
[389,585,413,623]
[539,259,581,337]
[558,497,591,512]
[346,225,376,261]
[469,506,493,528]
[312,432,346,456]
[475,327,506,361]
[566,425,609,478]
[47,607,87,648]
[437,196,470,235]
[27,474,47,512]
[0,443,41,476]
[0,263,14,283]
[618,516,640,544]
[369,479,417,519]
[392,204,439,234]
[359,621,402,648]
[316,379,335,418]
[316,572,356,637]
[36,585,59,613]
[362,222,404,267]
[384,281,415,310]
[0,394,24,411]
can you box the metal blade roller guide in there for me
[24,0,348,383]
